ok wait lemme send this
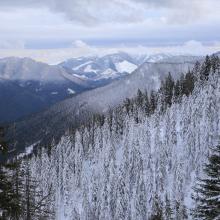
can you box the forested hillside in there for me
[1,55,220,219]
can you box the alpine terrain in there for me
[1,54,220,219]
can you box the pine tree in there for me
[192,144,220,220]
[136,89,144,107]
[149,91,157,114]
[19,160,54,220]
[0,127,21,220]
[183,70,195,96]
[200,55,211,81]
[163,72,175,107]
[143,90,150,116]
[210,54,220,73]
[174,79,181,100]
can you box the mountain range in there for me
[7,55,200,154]
[59,52,174,84]
[0,52,198,123]
[0,57,90,123]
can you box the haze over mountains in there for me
[0,57,91,123]
[0,52,201,123]
[7,53,202,153]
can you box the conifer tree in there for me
[149,91,157,114]
[192,144,220,220]
[136,89,144,107]
[183,70,195,96]
[164,72,175,107]
[143,90,150,116]
[0,127,21,220]
[200,55,211,81]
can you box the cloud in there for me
[72,40,89,48]
[0,0,219,25]
[0,40,25,49]
[0,0,219,54]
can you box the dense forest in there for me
[0,55,220,219]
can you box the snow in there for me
[84,64,97,73]
[67,88,75,95]
[18,142,39,158]
[115,60,137,73]
[72,61,92,71]
[100,68,116,76]
[51,92,58,95]
[72,74,88,80]
[27,71,220,219]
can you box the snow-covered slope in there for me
[60,53,202,85]
[0,57,90,122]
[10,61,195,151]
[27,67,220,220]
[59,52,139,83]
[0,57,87,84]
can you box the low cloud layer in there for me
[0,40,219,64]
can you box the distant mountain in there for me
[59,52,138,85]
[134,53,173,64]
[59,52,201,85]
[0,57,90,123]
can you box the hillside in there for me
[0,57,90,123]
[8,61,195,153]
[25,56,220,219]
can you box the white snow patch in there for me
[18,142,40,158]
[67,88,75,95]
[73,61,92,71]
[115,61,137,73]
[100,68,116,76]
[72,74,88,80]
[51,92,58,95]
[84,64,97,73]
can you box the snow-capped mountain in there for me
[60,52,202,85]
[60,52,139,84]
[0,57,91,123]
[134,53,173,64]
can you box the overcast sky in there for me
[0,0,220,63]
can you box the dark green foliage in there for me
[0,127,22,220]
[143,90,150,116]
[183,70,195,96]
[149,90,158,114]
[210,54,220,73]
[161,72,175,107]
[0,127,8,154]
[136,89,144,107]
[124,98,132,115]
[192,144,220,220]
[200,55,212,81]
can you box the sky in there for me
[0,0,220,63]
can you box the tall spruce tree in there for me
[192,144,220,220]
